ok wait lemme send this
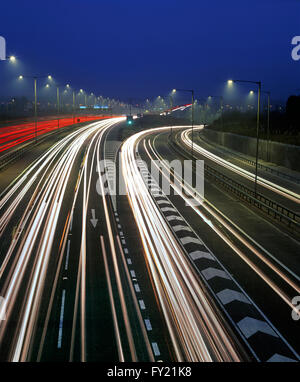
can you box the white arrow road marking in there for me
[166,215,184,222]
[267,354,297,362]
[189,250,214,261]
[173,225,192,232]
[237,317,278,339]
[180,236,203,245]
[217,289,251,305]
[201,267,231,281]
[161,207,177,213]
[156,199,171,205]
[90,209,98,228]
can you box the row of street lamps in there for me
[172,79,271,197]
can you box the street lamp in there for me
[18,74,52,143]
[8,55,16,63]
[228,79,262,196]
[175,89,195,159]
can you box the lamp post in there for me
[19,74,52,144]
[228,79,261,196]
[175,89,195,159]
[73,91,76,123]
[170,89,176,138]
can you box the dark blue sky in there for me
[1,0,299,103]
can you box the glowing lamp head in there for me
[227,80,234,86]
[249,90,254,95]
[9,56,16,62]
[18,75,23,80]
[48,75,52,80]
[46,84,50,88]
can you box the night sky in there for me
[1,0,299,103]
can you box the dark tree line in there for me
[209,95,300,137]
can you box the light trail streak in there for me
[143,129,300,310]
[0,116,117,155]
[121,129,242,362]
[181,127,300,204]
[0,117,124,361]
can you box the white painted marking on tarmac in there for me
[130,270,136,278]
[57,290,66,349]
[152,342,161,356]
[120,231,124,236]
[217,289,251,305]
[117,224,121,229]
[201,267,231,281]
[173,225,192,232]
[161,207,177,213]
[139,300,146,310]
[65,240,71,271]
[237,317,278,339]
[127,258,132,265]
[144,319,152,331]
[267,354,297,362]
[124,248,129,254]
[156,200,170,205]
[121,239,126,245]
[70,212,74,232]
[189,250,214,261]
[180,236,203,245]
[134,283,141,292]
[166,215,184,222]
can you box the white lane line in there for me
[134,283,141,293]
[237,317,278,339]
[127,258,132,265]
[139,300,146,310]
[151,342,161,356]
[65,240,71,271]
[57,290,66,349]
[130,270,136,278]
[144,319,152,331]
[202,267,231,281]
[116,218,120,222]
[70,212,74,232]
[217,289,251,305]
[117,224,122,229]
[121,239,126,245]
[120,231,124,236]
[189,250,214,261]
[124,248,129,254]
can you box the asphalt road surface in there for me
[0,119,299,362]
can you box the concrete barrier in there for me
[202,129,300,172]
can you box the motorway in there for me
[0,119,299,362]
[129,125,300,362]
